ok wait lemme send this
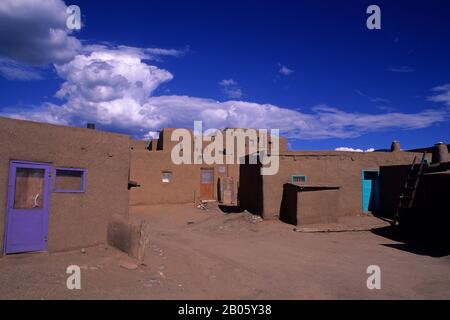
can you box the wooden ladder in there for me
[393,152,427,225]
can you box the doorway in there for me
[362,169,380,213]
[4,161,51,254]
[200,168,214,200]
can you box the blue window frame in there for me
[291,175,307,183]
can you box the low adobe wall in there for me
[279,184,341,226]
[0,117,131,254]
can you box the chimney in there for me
[390,140,401,152]
[87,123,96,130]
[432,142,449,164]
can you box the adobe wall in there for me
[381,161,450,227]
[129,147,240,205]
[298,189,340,225]
[278,186,341,226]
[379,164,411,218]
[0,117,130,254]
[413,170,450,235]
[259,151,427,220]
[129,127,264,206]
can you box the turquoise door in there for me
[362,170,380,213]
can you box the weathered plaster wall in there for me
[0,117,130,254]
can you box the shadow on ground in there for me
[218,205,245,214]
[372,226,450,258]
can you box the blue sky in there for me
[0,0,449,150]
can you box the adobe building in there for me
[239,147,431,226]
[0,117,131,255]
[129,126,443,229]
[379,142,450,237]
[129,128,287,206]
[2,116,448,256]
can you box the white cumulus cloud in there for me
[0,0,81,66]
[51,46,174,131]
[2,42,450,139]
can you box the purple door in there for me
[4,161,50,254]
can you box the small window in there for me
[54,168,85,193]
[218,166,226,174]
[14,168,45,209]
[162,171,172,183]
[291,175,307,184]
[201,169,213,184]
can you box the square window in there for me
[162,171,172,183]
[54,168,85,193]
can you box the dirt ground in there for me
[1,203,449,299]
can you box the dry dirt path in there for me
[0,204,449,299]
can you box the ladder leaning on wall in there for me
[393,152,427,225]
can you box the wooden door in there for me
[200,168,214,200]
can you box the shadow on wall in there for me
[378,164,411,219]
[217,178,221,203]
[279,183,298,225]
[238,157,263,216]
[374,163,450,257]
